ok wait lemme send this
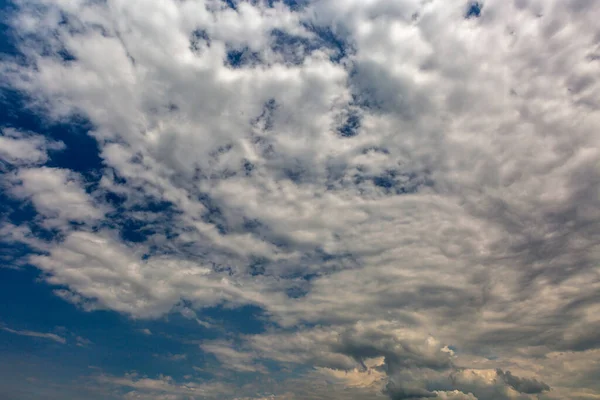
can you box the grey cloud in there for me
[200,341,266,373]
[385,382,436,400]
[496,369,550,394]
[333,327,453,372]
[1,0,600,399]
[350,60,431,120]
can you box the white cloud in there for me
[29,230,254,317]
[154,353,187,362]
[0,128,64,166]
[98,373,231,399]
[1,326,66,344]
[316,364,386,389]
[75,335,93,347]
[1,0,600,398]
[6,167,106,227]
[431,391,477,400]
[200,340,266,373]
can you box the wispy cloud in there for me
[154,353,188,362]
[75,336,93,347]
[96,373,231,398]
[2,327,66,344]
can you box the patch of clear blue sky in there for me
[465,1,483,19]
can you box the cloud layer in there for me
[1,0,600,398]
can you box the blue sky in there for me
[1,0,600,399]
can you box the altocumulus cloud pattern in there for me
[0,0,599,399]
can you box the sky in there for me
[0,0,599,399]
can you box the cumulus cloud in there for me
[1,0,600,398]
[28,230,272,317]
[0,128,64,167]
[384,383,437,400]
[5,167,106,229]
[432,391,477,400]
[496,369,550,394]
[316,364,386,389]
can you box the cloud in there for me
[153,353,187,362]
[6,167,106,228]
[316,365,386,389]
[97,373,231,399]
[1,0,600,399]
[28,229,276,318]
[75,336,93,347]
[0,128,64,167]
[432,391,477,400]
[496,369,550,394]
[446,368,553,400]
[200,340,266,373]
[1,326,66,344]
[384,383,437,400]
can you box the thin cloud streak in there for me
[1,326,66,344]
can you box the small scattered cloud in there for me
[154,353,188,362]
[0,128,64,167]
[5,167,106,228]
[75,336,93,347]
[201,341,266,373]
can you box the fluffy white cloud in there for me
[29,230,278,317]
[6,167,106,227]
[1,0,600,398]
[0,128,64,166]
